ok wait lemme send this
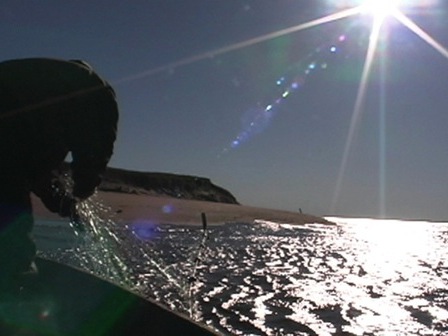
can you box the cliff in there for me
[97,167,239,205]
[34,164,332,226]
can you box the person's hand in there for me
[41,180,77,218]
[54,190,86,232]
[57,193,77,218]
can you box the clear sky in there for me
[2,0,448,221]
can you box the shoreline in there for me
[32,191,333,226]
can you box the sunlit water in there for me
[34,199,448,336]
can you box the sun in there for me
[360,0,401,20]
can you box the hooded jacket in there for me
[0,58,119,207]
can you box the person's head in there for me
[56,60,119,199]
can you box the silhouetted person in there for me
[0,58,119,293]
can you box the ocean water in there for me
[35,208,448,335]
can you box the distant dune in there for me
[33,166,332,226]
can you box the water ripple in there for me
[36,216,448,335]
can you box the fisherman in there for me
[0,58,119,294]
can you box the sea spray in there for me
[70,193,132,288]
[40,173,211,317]
[129,218,211,316]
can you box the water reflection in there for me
[199,219,448,335]
[35,213,448,335]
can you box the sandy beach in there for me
[32,191,332,226]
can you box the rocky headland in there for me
[98,167,239,205]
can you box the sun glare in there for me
[360,0,400,20]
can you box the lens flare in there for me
[330,0,447,213]
[223,36,347,153]
[105,0,446,213]
[360,0,401,19]
[131,221,160,241]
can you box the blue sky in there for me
[2,0,448,221]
